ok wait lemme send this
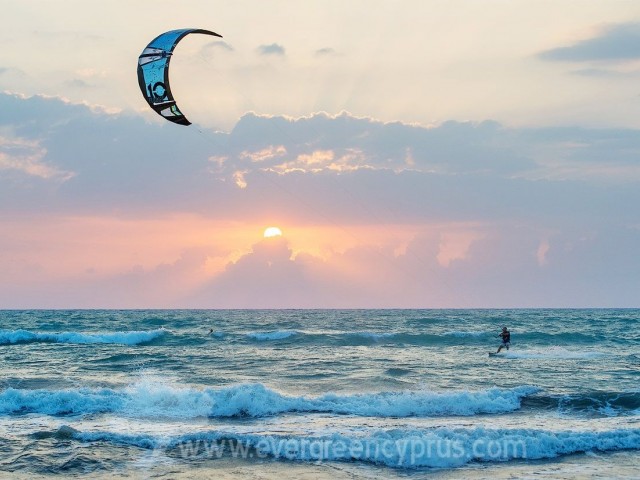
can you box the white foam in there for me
[0,381,540,418]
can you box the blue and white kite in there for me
[137,29,222,126]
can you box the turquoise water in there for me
[1,309,639,478]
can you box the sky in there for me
[1,0,640,308]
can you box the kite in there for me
[137,28,222,126]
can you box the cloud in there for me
[2,92,640,229]
[257,43,286,56]
[186,232,441,308]
[109,222,640,308]
[314,47,337,57]
[190,236,307,307]
[0,247,213,309]
[570,67,635,77]
[85,248,211,308]
[228,112,537,176]
[0,134,72,180]
[540,23,640,62]
[203,40,234,52]
[239,145,287,162]
[199,40,234,60]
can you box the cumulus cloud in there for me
[2,91,640,227]
[228,112,537,176]
[190,236,307,307]
[540,22,640,62]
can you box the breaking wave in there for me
[0,329,167,346]
[0,381,539,418]
[49,425,640,469]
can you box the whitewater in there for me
[0,309,638,479]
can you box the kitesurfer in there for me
[496,326,510,353]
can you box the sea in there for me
[0,309,639,479]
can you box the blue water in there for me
[1,309,639,478]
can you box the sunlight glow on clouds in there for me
[1,1,640,307]
[0,135,71,180]
[240,145,287,162]
[436,230,485,268]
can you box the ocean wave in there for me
[239,330,610,347]
[229,330,607,347]
[245,330,299,341]
[350,332,396,341]
[241,331,478,346]
[0,381,539,418]
[523,391,640,416]
[58,425,640,469]
[0,329,167,346]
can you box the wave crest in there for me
[245,331,298,341]
[0,381,539,418]
[0,329,167,346]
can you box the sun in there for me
[263,226,283,238]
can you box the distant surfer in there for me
[496,327,510,353]
[208,328,213,334]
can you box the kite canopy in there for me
[137,28,222,126]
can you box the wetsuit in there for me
[499,331,510,349]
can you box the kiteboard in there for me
[488,352,502,357]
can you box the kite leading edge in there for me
[137,28,222,126]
